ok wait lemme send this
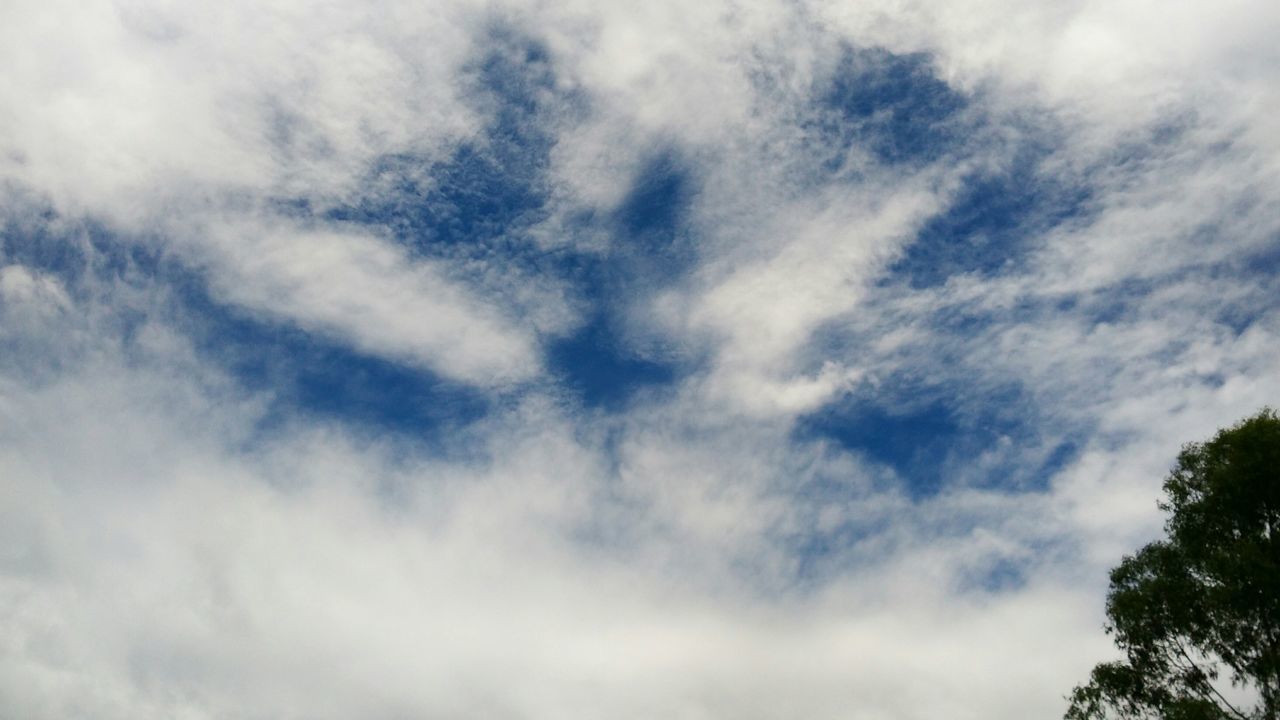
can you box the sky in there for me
[2,1,1279,718]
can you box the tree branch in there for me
[1171,638,1251,720]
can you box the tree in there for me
[1067,409,1280,720]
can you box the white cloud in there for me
[0,334,1112,720]
[0,265,70,320]
[2,0,1280,717]
[191,218,549,386]
[0,0,480,224]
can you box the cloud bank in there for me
[2,0,1279,718]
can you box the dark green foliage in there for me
[1067,409,1280,720]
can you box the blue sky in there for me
[2,1,1280,718]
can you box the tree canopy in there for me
[1067,409,1280,720]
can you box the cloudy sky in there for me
[2,0,1279,717]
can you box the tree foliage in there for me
[1067,409,1280,720]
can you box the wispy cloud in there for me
[2,0,1279,717]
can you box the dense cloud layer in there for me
[3,0,1279,718]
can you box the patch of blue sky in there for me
[551,149,700,296]
[884,144,1093,290]
[967,556,1029,593]
[324,31,564,262]
[311,28,693,412]
[796,399,978,498]
[615,151,695,243]
[546,313,679,410]
[1075,276,1157,326]
[267,25,705,420]
[3,215,493,448]
[543,150,698,409]
[608,149,701,288]
[1206,238,1280,334]
[0,211,104,380]
[780,468,1043,590]
[1,209,114,294]
[795,384,1083,500]
[1074,241,1280,336]
[801,46,1093,298]
[163,265,493,451]
[807,46,970,171]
